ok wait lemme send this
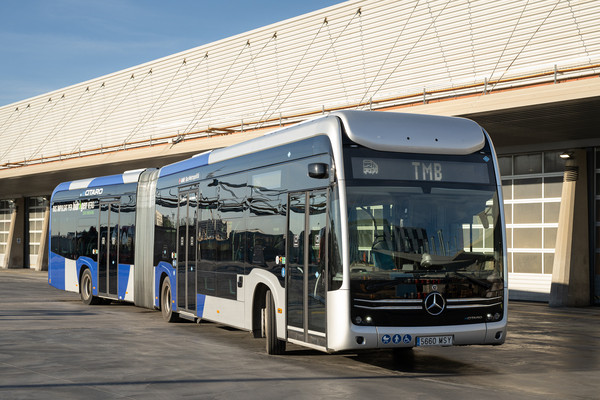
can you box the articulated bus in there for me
[49,110,507,354]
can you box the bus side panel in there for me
[118,264,134,301]
[197,294,206,318]
[64,259,78,293]
[195,275,246,328]
[48,252,79,294]
[200,295,245,327]
[48,251,65,290]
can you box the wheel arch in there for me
[78,266,88,294]
[251,283,270,338]
[158,271,170,311]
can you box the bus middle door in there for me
[98,200,119,297]
[286,190,328,348]
[177,188,198,315]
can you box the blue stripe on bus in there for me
[53,181,72,193]
[76,257,98,295]
[48,252,65,290]
[158,152,210,178]
[155,262,176,308]
[197,294,206,318]
[89,174,124,187]
[118,264,131,300]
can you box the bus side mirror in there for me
[308,163,329,179]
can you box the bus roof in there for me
[50,111,488,189]
[158,111,486,179]
[51,169,146,199]
[334,110,485,155]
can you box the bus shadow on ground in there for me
[347,349,493,375]
[281,346,492,375]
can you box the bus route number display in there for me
[351,157,490,184]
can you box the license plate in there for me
[416,335,453,346]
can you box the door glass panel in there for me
[178,191,197,312]
[177,193,188,310]
[188,193,197,311]
[287,190,328,338]
[108,203,119,295]
[307,191,327,333]
[287,193,305,329]
[99,202,119,296]
[98,203,108,293]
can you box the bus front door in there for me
[287,190,327,348]
[177,189,198,314]
[98,201,119,297]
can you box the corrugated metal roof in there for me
[1,0,599,167]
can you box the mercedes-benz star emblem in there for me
[424,292,446,316]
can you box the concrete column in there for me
[5,198,25,269]
[549,149,590,306]
[0,202,17,269]
[35,200,50,271]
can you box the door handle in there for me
[237,276,243,288]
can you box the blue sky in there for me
[0,0,341,107]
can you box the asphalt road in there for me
[0,269,598,399]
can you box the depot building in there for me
[1,0,599,306]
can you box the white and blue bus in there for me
[49,110,507,354]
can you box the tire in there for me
[161,278,179,323]
[265,289,286,355]
[80,269,101,305]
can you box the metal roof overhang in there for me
[1,80,599,198]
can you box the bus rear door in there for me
[176,188,198,315]
[98,200,119,297]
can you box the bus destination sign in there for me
[351,157,490,184]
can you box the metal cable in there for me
[356,0,421,109]
[325,14,351,105]
[366,0,452,104]
[566,0,592,65]
[1,95,63,162]
[185,35,275,134]
[256,19,328,127]
[260,10,359,126]
[489,0,561,93]
[68,76,135,153]
[122,59,191,144]
[183,43,250,135]
[486,0,530,91]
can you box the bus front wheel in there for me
[80,269,101,305]
[265,289,285,355]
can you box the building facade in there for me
[1,0,599,304]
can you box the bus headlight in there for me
[354,315,373,325]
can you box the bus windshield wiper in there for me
[452,271,492,290]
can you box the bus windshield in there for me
[347,184,503,287]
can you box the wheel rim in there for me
[83,274,91,300]
[163,284,171,314]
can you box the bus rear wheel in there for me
[161,278,179,323]
[80,269,101,305]
[265,289,285,355]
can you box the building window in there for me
[499,151,566,276]
[0,200,12,260]
[27,197,47,268]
